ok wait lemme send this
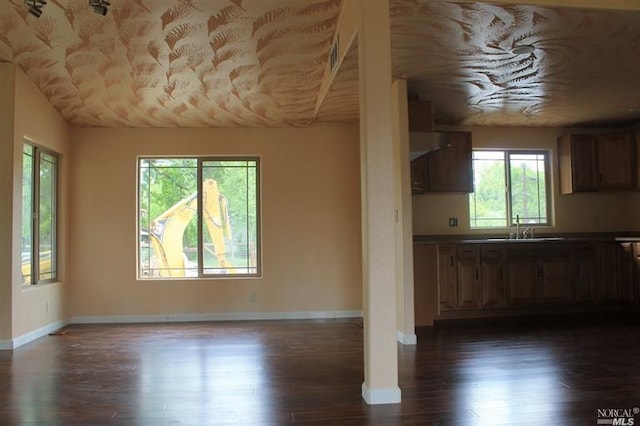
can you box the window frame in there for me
[22,141,59,285]
[470,149,552,229]
[137,156,261,280]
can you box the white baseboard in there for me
[362,383,401,405]
[71,310,363,324]
[3,319,70,350]
[396,330,417,345]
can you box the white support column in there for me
[391,79,416,346]
[358,0,401,404]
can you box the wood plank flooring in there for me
[1,313,639,425]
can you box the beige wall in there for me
[11,68,70,338]
[413,126,639,235]
[0,64,16,341]
[68,125,362,318]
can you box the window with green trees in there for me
[138,157,260,279]
[469,150,550,228]
[22,143,58,285]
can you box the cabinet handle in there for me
[500,268,503,279]
[476,269,479,280]
[450,256,454,267]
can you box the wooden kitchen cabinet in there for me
[505,258,539,305]
[558,134,597,194]
[596,132,633,191]
[597,243,619,301]
[438,245,458,311]
[413,244,439,327]
[504,244,572,305]
[558,132,636,193]
[618,243,636,304]
[408,100,433,132]
[574,243,596,301]
[456,245,481,309]
[425,131,473,193]
[480,245,505,307]
[410,155,427,195]
[540,257,572,303]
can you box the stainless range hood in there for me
[409,132,451,160]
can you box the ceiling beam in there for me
[460,0,640,11]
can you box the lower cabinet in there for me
[438,245,481,310]
[480,246,505,307]
[438,245,458,311]
[505,259,539,305]
[432,240,639,314]
[540,258,572,303]
[618,242,639,304]
[597,243,619,301]
[574,243,596,301]
[504,244,572,306]
[456,245,481,309]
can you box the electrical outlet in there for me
[250,292,257,303]
[46,301,49,313]
[448,217,458,227]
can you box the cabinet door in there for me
[506,260,538,305]
[456,246,480,309]
[413,244,439,327]
[558,134,597,194]
[618,243,635,304]
[597,243,619,301]
[574,244,596,302]
[408,101,433,132]
[540,259,572,303]
[438,246,457,310]
[481,246,504,307]
[596,133,633,191]
[410,155,427,195]
[426,132,473,193]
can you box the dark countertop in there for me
[414,232,640,245]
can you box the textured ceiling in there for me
[1,1,640,128]
[0,0,341,127]
[391,1,640,127]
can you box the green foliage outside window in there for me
[138,157,260,278]
[470,150,549,228]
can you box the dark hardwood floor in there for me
[1,313,639,425]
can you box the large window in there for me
[138,157,260,279]
[469,150,550,228]
[22,143,58,285]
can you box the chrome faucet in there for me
[515,214,520,239]
[522,227,532,239]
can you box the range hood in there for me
[409,132,451,160]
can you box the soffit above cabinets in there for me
[1,0,640,128]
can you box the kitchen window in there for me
[138,157,260,279]
[469,150,550,228]
[22,143,58,285]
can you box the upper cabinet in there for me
[407,100,433,133]
[558,134,597,194]
[424,131,473,193]
[596,133,633,191]
[410,131,473,194]
[408,101,473,194]
[558,131,636,194]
